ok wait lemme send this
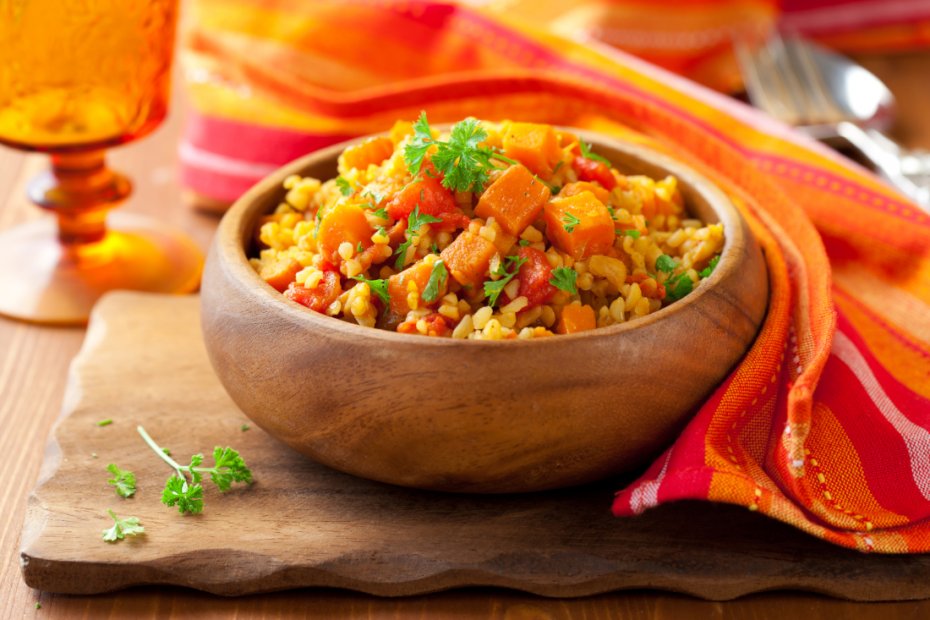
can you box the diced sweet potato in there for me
[475,164,550,236]
[317,204,373,262]
[439,231,497,289]
[388,258,446,315]
[558,181,610,205]
[543,191,615,260]
[339,136,395,171]
[556,302,596,334]
[258,255,302,292]
[501,122,562,177]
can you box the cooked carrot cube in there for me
[501,122,562,176]
[317,204,373,262]
[475,164,550,236]
[388,258,444,315]
[557,302,596,334]
[543,191,615,260]
[258,255,302,292]
[439,231,497,289]
[558,181,610,205]
[339,136,395,171]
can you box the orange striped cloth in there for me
[180,0,930,552]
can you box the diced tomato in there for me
[573,155,617,191]
[516,247,556,308]
[396,312,452,337]
[284,271,341,313]
[386,170,469,231]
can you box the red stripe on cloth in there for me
[816,335,930,517]
[186,113,354,166]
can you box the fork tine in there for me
[734,35,801,125]
[779,34,843,125]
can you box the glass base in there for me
[0,212,203,325]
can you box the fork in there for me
[735,33,930,210]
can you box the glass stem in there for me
[27,150,132,246]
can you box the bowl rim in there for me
[214,127,750,348]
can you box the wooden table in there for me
[2,51,929,619]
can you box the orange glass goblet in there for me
[0,0,203,324]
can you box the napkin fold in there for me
[180,0,930,552]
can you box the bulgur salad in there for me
[251,115,724,339]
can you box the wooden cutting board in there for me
[19,292,930,600]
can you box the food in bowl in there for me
[250,114,724,339]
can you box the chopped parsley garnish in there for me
[607,206,617,220]
[655,254,678,274]
[699,255,720,278]
[335,176,353,197]
[483,255,527,307]
[393,206,443,269]
[404,112,513,193]
[240,423,250,432]
[362,189,384,203]
[372,207,389,220]
[518,239,531,247]
[622,229,641,238]
[549,266,578,295]
[665,273,693,301]
[422,260,448,303]
[562,213,581,233]
[102,510,144,543]
[351,275,390,303]
[106,464,136,498]
[579,141,611,165]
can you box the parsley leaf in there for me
[483,255,527,307]
[699,255,720,278]
[422,260,448,303]
[579,141,611,165]
[404,111,434,177]
[102,510,144,543]
[162,475,204,515]
[403,113,512,193]
[335,176,353,197]
[137,426,253,516]
[352,274,390,303]
[518,239,531,247]
[666,273,694,301]
[106,464,136,498]
[655,254,677,274]
[394,206,443,270]
[549,267,578,295]
[394,240,413,270]
[562,213,581,234]
[372,207,389,220]
[622,229,641,238]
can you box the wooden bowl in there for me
[201,131,768,493]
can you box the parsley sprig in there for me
[106,464,136,498]
[549,267,578,295]
[655,254,694,301]
[579,141,611,165]
[484,255,527,307]
[351,274,390,303]
[335,176,353,197]
[394,206,443,269]
[422,260,448,303]
[404,112,514,192]
[137,426,253,515]
[102,510,144,543]
[562,213,581,234]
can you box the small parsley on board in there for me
[403,112,514,193]
[483,255,527,307]
[549,267,578,295]
[137,426,252,515]
[351,274,390,303]
[422,260,448,303]
[102,510,144,543]
[96,418,113,427]
[106,464,136,498]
